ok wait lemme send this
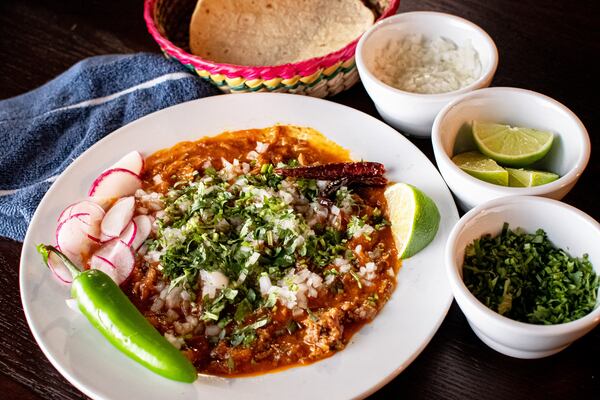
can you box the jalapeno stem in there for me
[36,244,82,280]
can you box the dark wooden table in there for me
[1,1,598,399]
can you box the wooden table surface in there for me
[1,1,598,399]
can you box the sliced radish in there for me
[56,213,95,256]
[60,245,84,267]
[101,196,135,237]
[131,215,152,250]
[100,231,115,243]
[88,168,142,199]
[109,151,144,175]
[90,239,135,285]
[89,254,117,281]
[47,247,74,284]
[57,200,104,242]
[58,200,105,224]
[119,220,138,247]
[88,196,113,211]
[57,206,72,223]
[76,215,101,243]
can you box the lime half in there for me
[472,121,554,167]
[452,151,508,186]
[507,168,560,187]
[384,183,440,259]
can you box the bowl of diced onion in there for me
[356,11,498,137]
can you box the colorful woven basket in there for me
[144,0,400,97]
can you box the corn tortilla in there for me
[189,0,375,66]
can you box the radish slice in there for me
[89,254,117,281]
[58,200,105,224]
[75,214,102,243]
[109,151,144,175]
[100,231,115,243]
[119,220,138,247]
[88,196,113,211]
[131,215,152,250]
[88,168,142,199]
[58,201,105,242]
[60,245,84,267]
[79,215,102,241]
[56,213,95,256]
[47,247,74,284]
[101,196,135,237]
[90,239,135,285]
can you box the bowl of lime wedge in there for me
[431,87,590,210]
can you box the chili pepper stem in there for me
[36,244,82,279]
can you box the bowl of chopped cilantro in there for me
[445,195,600,359]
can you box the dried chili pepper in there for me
[275,162,385,180]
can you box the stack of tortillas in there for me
[189,0,375,66]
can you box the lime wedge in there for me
[452,151,508,186]
[472,121,554,167]
[384,183,440,259]
[507,168,560,187]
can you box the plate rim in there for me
[19,92,457,400]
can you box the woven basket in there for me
[144,0,400,97]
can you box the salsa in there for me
[123,125,399,376]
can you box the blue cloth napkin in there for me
[0,53,220,241]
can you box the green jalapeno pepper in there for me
[37,244,197,383]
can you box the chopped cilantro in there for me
[367,293,379,306]
[463,223,599,325]
[286,320,300,334]
[296,178,319,200]
[234,298,253,323]
[147,160,385,345]
[306,308,319,322]
[346,216,363,238]
[226,356,235,372]
[230,318,269,347]
[347,216,374,240]
[349,270,363,289]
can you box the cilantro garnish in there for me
[146,159,385,345]
[230,318,269,346]
[463,223,599,324]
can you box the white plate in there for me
[20,93,458,400]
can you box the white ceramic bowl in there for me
[446,195,600,359]
[432,87,591,211]
[356,11,498,137]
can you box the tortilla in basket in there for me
[189,0,375,66]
